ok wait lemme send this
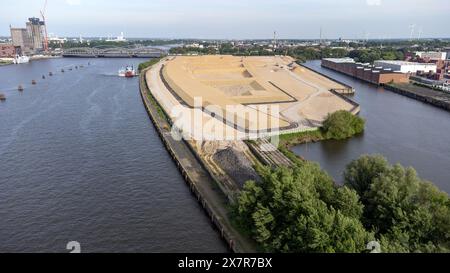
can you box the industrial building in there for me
[10,27,33,54]
[10,17,46,54]
[373,60,437,74]
[26,17,45,51]
[322,58,410,85]
[408,51,450,82]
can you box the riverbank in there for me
[139,61,257,253]
[0,61,13,66]
[279,129,325,149]
[30,55,61,61]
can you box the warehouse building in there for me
[322,58,409,85]
[373,60,437,74]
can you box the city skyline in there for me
[0,0,449,39]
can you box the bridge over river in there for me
[62,46,167,58]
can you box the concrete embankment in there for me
[139,65,257,253]
[384,83,450,112]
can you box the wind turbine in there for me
[40,0,49,52]
[417,26,423,41]
[409,24,416,42]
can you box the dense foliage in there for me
[348,48,406,64]
[234,155,449,253]
[234,162,373,253]
[344,155,450,253]
[322,110,365,140]
[138,58,161,72]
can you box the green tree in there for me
[234,162,372,253]
[344,154,389,199]
[344,155,450,253]
[322,110,365,140]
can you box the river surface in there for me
[293,60,450,194]
[0,58,227,253]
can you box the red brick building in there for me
[321,58,409,85]
[0,44,16,58]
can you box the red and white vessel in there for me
[118,65,136,77]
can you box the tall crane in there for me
[40,0,49,52]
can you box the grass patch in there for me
[145,90,170,123]
[139,58,171,123]
[278,129,325,149]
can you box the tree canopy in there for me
[234,155,449,253]
[322,110,365,140]
[234,162,373,253]
[344,155,450,252]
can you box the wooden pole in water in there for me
[0,93,6,101]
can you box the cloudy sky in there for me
[1,0,449,39]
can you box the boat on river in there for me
[118,65,136,78]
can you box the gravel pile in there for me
[213,147,261,189]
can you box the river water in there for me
[0,58,227,253]
[292,60,450,194]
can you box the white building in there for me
[373,60,437,74]
[185,43,204,49]
[106,32,127,42]
[415,51,447,61]
[322,57,355,64]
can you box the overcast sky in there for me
[1,0,449,39]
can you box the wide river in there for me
[0,58,227,253]
[293,60,450,194]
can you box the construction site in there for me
[144,54,360,192]
[147,55,359,141]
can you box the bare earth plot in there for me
[146,55,356,141]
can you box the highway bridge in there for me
[62,46,167,58]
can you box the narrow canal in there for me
[0,58,227,252]
[293,60,450,194]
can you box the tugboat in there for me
[118,65,136,78]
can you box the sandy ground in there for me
[146,55,355,141]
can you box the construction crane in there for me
[40,0,49,52]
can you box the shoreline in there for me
[0,55,62,67]
[139,61,257,253]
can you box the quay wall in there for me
[384,84,450,112]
